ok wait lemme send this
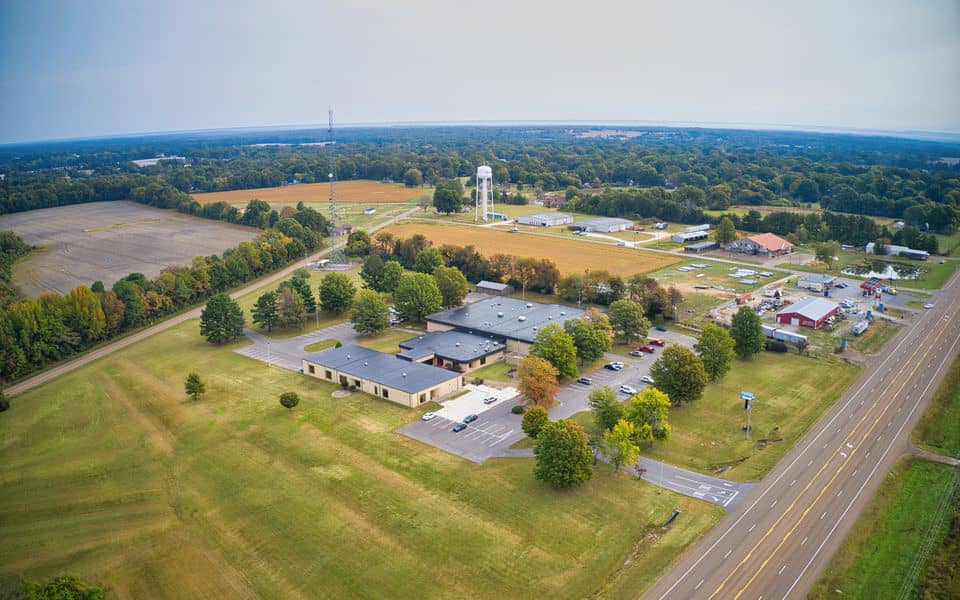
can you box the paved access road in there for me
[4,207,419,398]
[643,266,960,600]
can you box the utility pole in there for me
[741,390,755,439]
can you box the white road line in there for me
[820,511,827,520]
[723,549,732,559]
[778,565,787,576]
[748,523,756,532]
[771,500,778,508]
[695,579,704,590]
[790,479,797,487]
[801,536,808,546]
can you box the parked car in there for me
[629,350,644,357]
[835,282,848,288]
[924,303,934,309]
[463,414,478,424]
[576,377,593,385]
[483,396,498,405]
[618,385,637,395]
[452,422,467,432]
[611,361,625,368]
[617,241,627,247]
[640,375,655,384]
[655,325,668,332]
[604,363,623,371]
[509,227,519,233]
[421,412,437,421]
[639,345,655,353]
[649,339,665,347]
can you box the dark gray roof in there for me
[798,274,837,283]
[685,241,718,250]
[303,344,459,393]
[398,331,506,363]
[426,297,587,344]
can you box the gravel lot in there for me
[1,201,259,295]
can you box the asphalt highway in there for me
[643,264,960,600]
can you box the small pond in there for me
[841,259,925,280]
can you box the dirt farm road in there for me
[5,207,419,398]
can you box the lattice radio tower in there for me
[327,108,339,224]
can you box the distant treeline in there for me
[1,126,958,229]
[0,202,330,383]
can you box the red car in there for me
[639,345,655,353]
[649,339,665,347]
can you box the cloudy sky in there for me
[1,0,958,143]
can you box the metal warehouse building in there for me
[797,274,837,292]
[672,230,709,243]
[684,241,718,253]
[775,297,840,329]
[570,217,633,232]
[516,212,573,227]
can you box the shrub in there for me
[511,405,525,415]
[766,340,788,353]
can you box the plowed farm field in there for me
[383,222,680,276]
[192,180,428,205]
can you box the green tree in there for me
[625,387,671,441]
[588,385,623,432]
[608,299,650,343]
[279,391,300,411]
[715,215,738,247]
[413,247,444,274]
[200,292,244,344]
[403,167,423,187]
[815,240,841,269]
[318,272,356,314]
[360,254,385,290]
[184,372,206,402]
[433,180,465,213]
[730,305,764,359]
[564,317,612,364]
[289,275,317,314]
[17,574,106,600]
[518,356,560,406]
[63,285,106,342]
[649,345,707,406]
[603,419,640,471]
[380,260,403,293]
[351,289,390,335]
[433,265,468,308]
[522,405,550,439]
[698,322,736,380]
[530,322,578,379]
[251,290,280,331]
[112,279,145,330]
[345,229,372,256]
[534,419,593,488]
[393,272,443,321]
[277,287,307,329]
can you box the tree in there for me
[698,322,736,380]
[112,279,145,330]
[433,180,465,213]
[62,285,106,342]
[588,386,623,432]
[403,167,423,187]
[518,356,560,406]
[603,419,639,471]
[345,230,372,256]
[200,293,244,344]
[650,345,707,406]
[0,389,8,413]
[625,387,671,441]
[522,405,550,439]
[360,254,385,290]
[380,260,403,293]
[277,287,307,329]
[715,216,737,247]
[318,272,356,314]
[251,290,280,331]
[608,299,650,343]
[534,419,593,488]
[815,240,841,269]
[730,305,764,359]
[279,391,300,411]
[393,272,443,321]
[530,323,578,379]
[433,265,468,308]
[289,275,317,314]
[564,317,612,364]
[412,247,444,274]
[16,574,106,600]
[184,372,206,401]
[351,289,390,335]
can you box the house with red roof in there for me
[727,232,795,257]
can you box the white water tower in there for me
[475,165,493,222]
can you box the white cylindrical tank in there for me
[477,165,493,178]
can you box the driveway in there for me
[234,321,360,371]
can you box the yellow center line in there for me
[706,306,956,600]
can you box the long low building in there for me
[775,296,840,329]
[516,212,573,227]
[570,217,633,232]
[797,273,837,292]
[672,230,709,243]
[864,242,929,260]
[426,296,587,354]
[727,232,794,257]
[398,331,506,372]
[303,344,464,408]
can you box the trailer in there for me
[762,325,808,345]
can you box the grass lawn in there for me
[0,319,723,599]
[789,251,959,290]
[641,352,860,481]
[808,457,960,600]
[845,319,901,355]
[469,360,516,383]
[914,353,960,458]
[354,326,422,353]
[303,339,337,352]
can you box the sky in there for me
[1,0,958,144]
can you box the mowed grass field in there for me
[382,222,680,276]
[640,353,860,481]
[192,180,429,205]
[0,319,723,599]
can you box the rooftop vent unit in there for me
[518,316,527,321]
[526,303,532,308]
[402,372,407,377]
[455,342,461,347]
[560,311,566,316]
[497,312,504,317]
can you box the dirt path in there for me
[5,207,419,398]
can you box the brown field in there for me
[192,180,428,205]
[382,222,680,276]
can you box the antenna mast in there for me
[327,108,338,224]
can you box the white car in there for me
[640,375,655,384]
[924,303,934,309]
[483,396,498,405]
[618,385,637,395]
[421,412,437,421]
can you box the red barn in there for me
[775,297,840,329]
